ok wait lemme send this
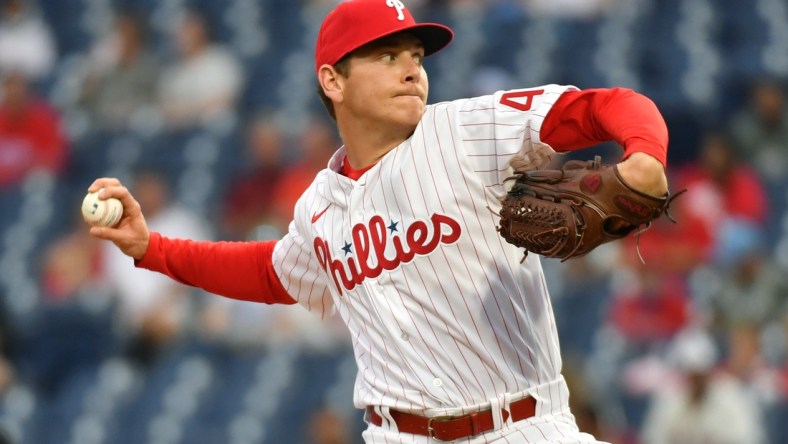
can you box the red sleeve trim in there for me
[541,88,668,167]
[136,232,296,305]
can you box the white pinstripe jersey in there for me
[273,84,577,413]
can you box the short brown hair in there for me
[316,57,351,121]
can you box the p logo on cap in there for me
[386,0,406,20]
[315,0,454,75]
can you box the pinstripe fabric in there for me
[272,85,588,431]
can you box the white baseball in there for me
[82,190,123,227]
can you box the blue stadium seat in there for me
[38,0,93,57]
[476,7,528,73]
[179,347,261,443]
[25,366,99,444]
[717,0,771,78]
[264,348,347,444]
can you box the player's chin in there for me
[392,112,423,130]
[392,100,425,121]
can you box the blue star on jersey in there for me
[341,241,353,255]
[388,220,399,234]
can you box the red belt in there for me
[366,396,536,441]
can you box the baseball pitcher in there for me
[87,0,673,442]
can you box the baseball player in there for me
[87,0,670,442]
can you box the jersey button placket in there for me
[348,183,365,226]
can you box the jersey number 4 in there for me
[500,89,544,111]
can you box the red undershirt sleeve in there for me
[540,88,668,167]
[135,232,296,305]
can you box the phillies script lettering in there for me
[314,214,462,292]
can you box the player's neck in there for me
[337,118,414,169]
[340,156,375,180]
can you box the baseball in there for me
[81,190,123,227]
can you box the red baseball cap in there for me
[315,0,454,74]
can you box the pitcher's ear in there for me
[318,64,344,104]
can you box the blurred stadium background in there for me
[0,0,787,443]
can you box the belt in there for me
[366,396,536,441]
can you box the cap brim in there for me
[406,23,454,56]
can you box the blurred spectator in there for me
[730,79,788,183]
[709,248,788,332]
[615,133,738,276]
[220,114,286,240]
[679,131,768,225]
[158,8,243,128]
[41,219,106,303]
[618,206,714,275]
[673,131,768,267]
[641,327,765,444]
[722,323,782,409]
[608,273,692,434]
[306,406,352,444]
[272,117,338,226]
[203,114,347,349]
[609,268,691,349]
[0,356,12,401]
[102,168,212,365]
[617,165,713,273]
[0,292,15,399]
[26,220,116,394]
[562,358,623,443]
[0,0,55,80]
[78,10,159,131]
[778,346,788,442]
[0,71,67,187]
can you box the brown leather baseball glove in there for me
[498,156,678,261]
